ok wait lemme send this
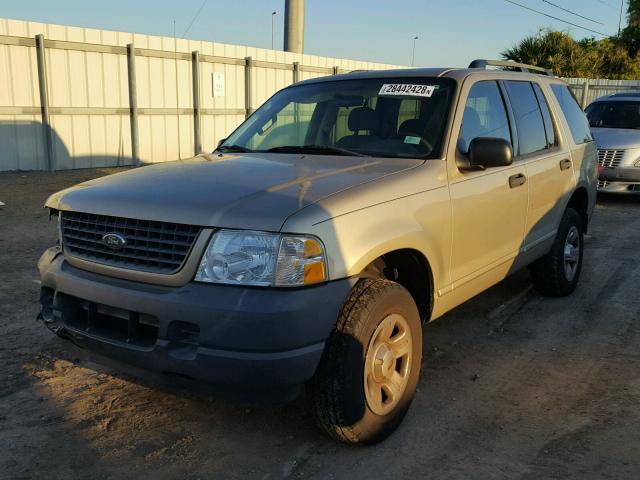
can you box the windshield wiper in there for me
[217,144,253,153]
[264,145,368,157]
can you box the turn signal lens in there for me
[275,236,327,286]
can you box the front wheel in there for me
[307,279,422,444]
[529,207,584,297]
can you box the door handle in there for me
[509,173,527,188]
[559,158,572,171]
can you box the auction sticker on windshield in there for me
[379,84,437,97]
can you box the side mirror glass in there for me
[216,137,227,149]
[460,137,513,171]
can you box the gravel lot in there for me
[1,168,639,480]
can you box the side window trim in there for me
[497,79,519,160]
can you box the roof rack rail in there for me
[468,59,554,76]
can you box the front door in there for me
[447,80,528,301]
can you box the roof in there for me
[293,66,563,87]
[594,92,640,102]
[294,68,453,86]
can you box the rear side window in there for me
[458,81,511,153]
[550,84,593,144]
[532,83,556,148]
[505,81,548,156]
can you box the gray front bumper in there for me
[599,167,640,183]
[38,248,354,390]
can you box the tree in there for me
[620,0,640,56]
[502,30,639,79]
[503,1,640,79]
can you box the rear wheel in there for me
[307,279,422,444]
[530,207,584,297]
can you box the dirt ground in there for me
[1,168,639,480]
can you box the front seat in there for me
[398,118,427,137]
[335,107,380,148]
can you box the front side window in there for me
[505,81,548,156]
[551,84,593,144]
[458,80,512,154]
[586,101,640,130]
[221,77,456,159]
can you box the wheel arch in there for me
[566,186,589,232]
[357,248,434,322]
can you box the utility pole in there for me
[271,11,277,50]
[411,36,418,67]
[618,0,625,35]
[284,0,304,53]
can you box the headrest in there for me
[348,107,379,132]
[398,119,426,136]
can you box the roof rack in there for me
[468,59,554,76]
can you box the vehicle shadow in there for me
[597,191,640,205]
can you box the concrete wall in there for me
[0,18,405,171]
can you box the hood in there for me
[591,128,640,150]
[46,153,421,231]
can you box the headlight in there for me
[195,230,327,287]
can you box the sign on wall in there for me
[212,72,225,97]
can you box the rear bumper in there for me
[38,248,354,390]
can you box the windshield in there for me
[586,101,640,130]
[220,77,456,159]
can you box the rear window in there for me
[550,84,593,144]
[585,101,640,130]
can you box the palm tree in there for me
[502,30,639,79]
[501,31,587,77]
[621,0,640,55]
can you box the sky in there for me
[0,0,628,67]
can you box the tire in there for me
[307,278,422,444]
[529,207,584,297]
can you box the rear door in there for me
[503,80,575,253]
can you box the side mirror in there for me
[216,138,227,149]
[460,137,513,171]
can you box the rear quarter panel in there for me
[544,79,598,221]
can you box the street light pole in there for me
[411,36,418,66]
[272,11,277,49]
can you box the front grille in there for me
[598,149,625,168]
[61,212,201,274]
[597,180,609,189]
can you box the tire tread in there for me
[307,279,407,443]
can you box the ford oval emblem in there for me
[102,233,127,250]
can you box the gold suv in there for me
[39,59,597,444]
